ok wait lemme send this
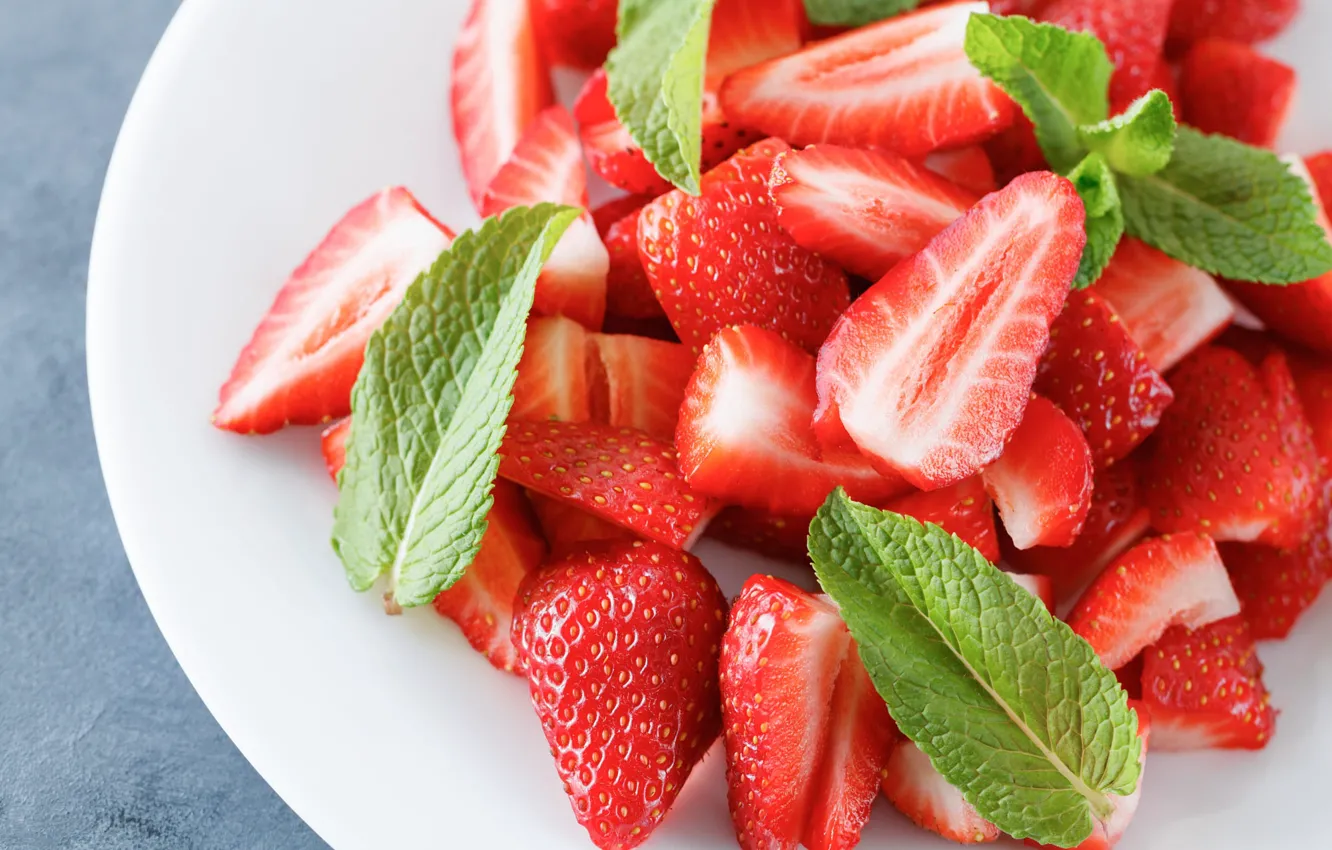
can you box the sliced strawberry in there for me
[706,506,812,562]
[720,3,1015,157]
[1168,0,1300,48]
[1305,151,1332,211]
[638,140,850,354]
[769,145,978,281]
[513,540,727,849]
[527,492,635,556]
[922,145,997,195]
[1145,347,1321,549]
[1036,290,1175,468]
[985,112,1048,187]
[450,0,553,209]
[1040,0,1174,117]
[598,314,679,342]
[884,477,1000,563]
[677,325,909,516]
[1066,533,1241,670]
[432,480,546,673]
[321,418,350,481]
[1142,615,1276,750]
[213,188,454,434]
[1008,572,1057,611]
[722,575,898,850]
[512,315,591,423]
[587,333,696,440]
[991,0,1052,14]
[881,739,1001,845]
[1093,237,1235,372]
[499,419,718,549]
[591,197,664,320]
[707,0,806,89]
[530,0,617,70]
[1179,39,1296,148]
[816,172,1085,490]
[573,71,687,197]
[1285,350,1332,461]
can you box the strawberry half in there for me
[982,395,1095,550]
[884,476,1000,563]
[769,145,978,282]
[881,739,1000,845]
[321,418,350,481]
[706,507,812,563]
[1179,39,1296,149]
[432,480,546,673]
[587,333,697,440]
[638,139,850,354]
[1168,0,1300,48]
[530,0,618,70]
[677,325,910,516]
[591,196,664,321]
[213,187,454,434]
[1040,0,1173,117]
[985,112,1049,187]
[922,145,998,195]
[527,492,635,557]
[720,2,1015,157]
[512,315,591,423]
[1142,615,1276,750]
[1008,572,1058,612]
[512,540,727,849]
[498,419,718,549]
[815,172,1085,490]
[722,575,898,850]
[1066,533,1241,670]
[1305,150,1332,211]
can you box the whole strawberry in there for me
[512,541,728,850]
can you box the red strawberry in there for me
[706,0,807,90]
[1179,39,1296,149]
[512,315,591,424]
[881,739,1000,845]
[677,325,910,516]
[1285,350,1332,461]
[1094,237,1235,372]
[1041,0,1174,117]
[512,540,727,849]
[638,140,851,354]
[530,0,618,70]
[527,492,635,557]
[1143,59,1182,119]
[1145,347,1321,549]
[722,575,898,850]
[1142,615,1276,750]
[1035,290,1175,468]
[213,188,454,433]
[592,197,664,321]
[720,3,1016,157]
[815,172,1085,490]
[1168,0,1300,48]
[922,145,998,195]
[591,196,655,233]
[1305,151,1332,211]
[1008,572,1057,611]
[884,477,1000,563]
[985,112,1048,187]
[587,333,696,440]
[432,480,546,673]
[450,0,553,209]
[499,420,718,549]
[991,0,1052,14]
[1066,533,1241,670]
[982,395,1095,550]
[321,418,349,480]
[706,507,812,562]
[769,145,978,281]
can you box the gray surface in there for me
[0,2,327,847]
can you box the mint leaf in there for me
[964,13,1110,173]
[1067,152,1124,288]
[1078,89,1176,177]
[809,490,1141,848]
[607,0,716,194]
[331,205,579,608]
[803,0,917,27]
[1120,128,1332,284]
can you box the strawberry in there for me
[985,113,1048,187]
[720,3,1016,157]
[512,540,727,849]
[769,145,978,282]
[1040,0,1174,118]
[527,492,635,557]
[498,419,718,549]
[638,140,851,354]
[213,188,454,434]
[706,507,812,563]
[450,0,553,209]
[884,477,1001,564]
[1305,151,1332,211]
[881,739,1001,845]
[1145,59,1182,120]
[1141,615,1276,750]
[677,325,910,516]
[1066,533,1241,670]
[706,0,807,90]
[1008,572,1057,612]
[591,197,664,321]
[1035,290,1175,468]
[1179,39,1296,149]
[1168,0,1300,48]
[321,418,350,481]
[1285,351,1332,461]
[922,145,998,195]
[815,172,1085,490]
[982,395,1095,550]
[432,480,546,673]
[587,333,696,440]
[1093,237,1235,372]
[1145,347,1321,549]
[512,315,591,424]
[530,0,618,70]
[990,0,1052,14]
[721,574,898,850]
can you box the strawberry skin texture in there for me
[512,315,592,424]
[1179,39,1296,149]
[513,540,728,849]
[638,139,851,355]
[587,333,697,441]
[1036,291,1175,468]
[1040,0,1173,117]
[499,420,718,549]
[1142,615,1276,750]
[213,188,454,434]
[530,0,618,70]
[884,477,1000,563]
[921,146,997,195]
[706,507,813,563]
[321,418,350,481]
[592,197,665,321]
[720,3,1016,157]
[769,145,978,282]
[1067,533,1241,670]
[527,492,635,558]
[816,172,1085,490]
[1168,0,1300,48]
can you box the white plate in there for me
[88,1,1332,848]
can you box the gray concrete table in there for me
[0,2,326,847]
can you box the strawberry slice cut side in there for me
[587,333,696,441]
[321,418,350,481]
[1040,0,1173,119]
[1179,39,1296,149]
[881,739,1001,845]
[530,0,618,70]
[885,476,1000,563]
[921,145,997,195]
[592,197,665,321]
[512,315,591,423]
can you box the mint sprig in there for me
[809,490,1141,849]
[802,0,917,27]
[332,204,579,608]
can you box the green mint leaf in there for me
[964,13,1110,173]
[808,490,1141,848]
[331,204,579,608]
[802,0,917,27]
[1077,89,1177,177]
[1120,128,1332,284]
[607,0,717,194]
[1067,152,1125,288]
